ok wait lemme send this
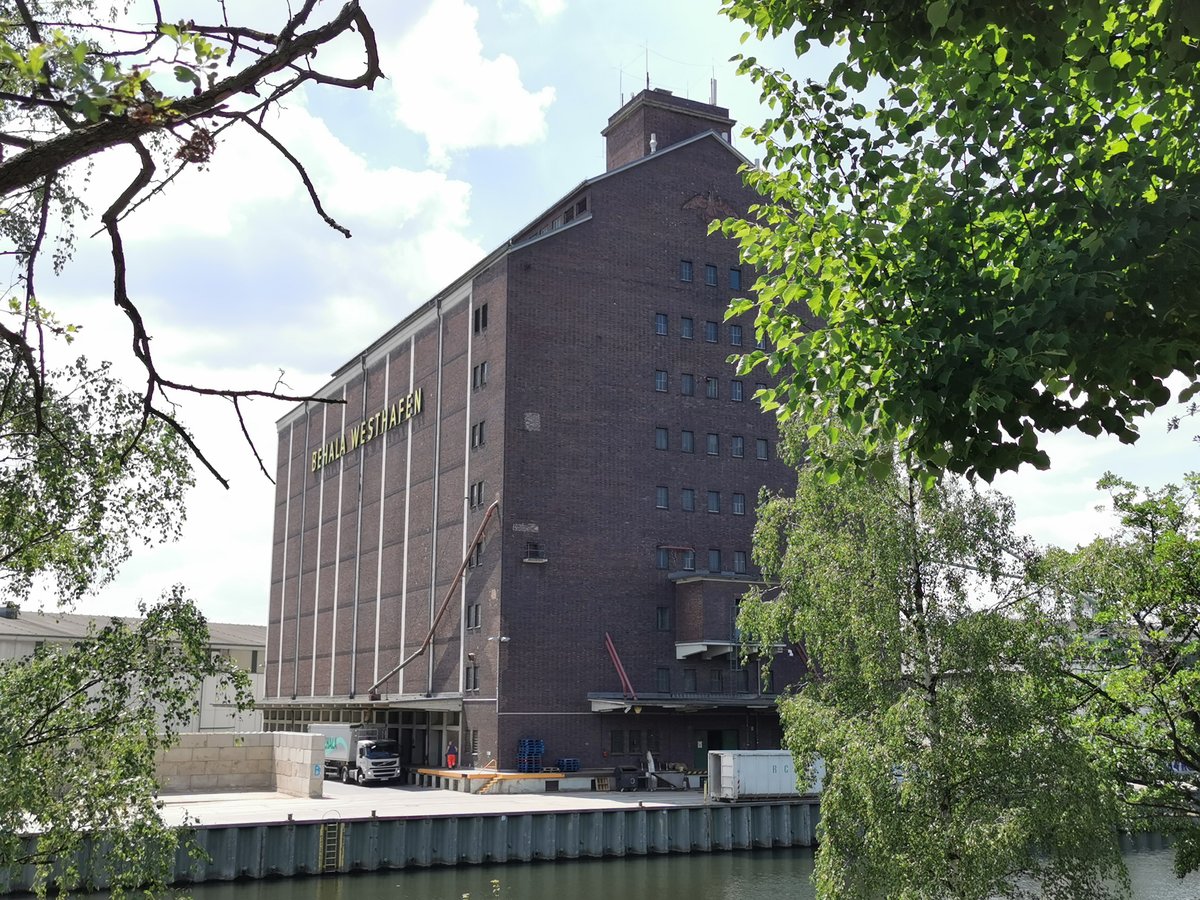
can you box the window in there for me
[705,321,718,343]
[655,427,669,450]
[655,313,668,336]
[684,669,697,692]
[656,668,671,692]
[655,370,668,392]
[730,325,743,347]
[466,664,480,691]
[733,493,746,516]
[680,260,694,282]
[473,303,488,334]
[709,669,724,692]
[729,268,742,290]
[681,317,694,340]
[731,380,744,402]
[734,551,748,575]
[681,488,695,511]
[467,541,484,568]
[756,382,767,397]
[611,730,625,754]
[755,334,767,350]
[524,541,546,562]
[707,433,719,455]
[681,373,694,396]
[470,420,485,448]
[628,730,642,753]
[708,548,722,572]
[468,480,485,509]
[706,377,719,399]
[756,438,769,460]
[682,549,696,571]
[707,490,721,514]
[656,607,671,631]
[656,548,670,570]
[472,360,489,389]
[705,264,718,286]
[681,430,695,453]
[656,486,669,509]
[731,435,744,458]
[466,602,481,629]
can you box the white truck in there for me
[318,724,401,785]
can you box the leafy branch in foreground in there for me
[0,589,252,897]
[1,0,382,486]
[718,0,1200,482]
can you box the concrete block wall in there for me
[155,732,323,798]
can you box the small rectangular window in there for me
[472,361,489,389]
[656,607,671,631]
[681,488,695,511]
[756,382,767,396]
[681,317,694,340]
[730,325,743,347]
[473,303,488,334]
[680,260,694,282]
[467,542,484,568]
[681,430,695,453]
[655,427,669,450]
[628,730,642,753]
[656,547,670,569]
[734,551,748,575]
[756,335,767,350]
[707,490,720,514]
[684,669,697,692]
[469,480,485,509]
[611,730,625,754]
[733,493,746,516]
[731,435,744,458]
[707,433,719,455]
[655,370,668,392]
[710,669,724,692]
[683,549,696,570]
[731,380,744,402]
[706,377,719,399]
[729,268,742,290]
[471,421,486,448]
[656,485,669,509]
[655,313,668,336]
[756,438,769,460]
[705,264,718,286]
[709,548,721,572]
[656,668,671,692]
[681,373,694,396]
[705,321,718,343]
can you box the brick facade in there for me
[263,90,805,773]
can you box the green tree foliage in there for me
[0,590,251,896]
[1,0,381,483]
[1040,474,1200,876]
[717,0,1200,482]
[739,431,1125,898]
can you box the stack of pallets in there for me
[516,738,545,773]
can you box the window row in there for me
[656,487,747,515]
[654,314,761,347]
[655,428,769,460]
[648,667,756,695]
[655,546,749,575]
[656,372,763,402]
[679,260,742,291]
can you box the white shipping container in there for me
[707,750,824,801]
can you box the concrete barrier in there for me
[155,732,322,798]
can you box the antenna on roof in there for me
[645,42,650,90]
[710,76,717,106]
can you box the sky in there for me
[27,0,1199,624]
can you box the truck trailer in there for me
[316,724,401,785]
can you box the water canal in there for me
[178,847,1199,900]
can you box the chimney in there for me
[601,88,735,172]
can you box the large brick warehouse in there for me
[262,89,805,774]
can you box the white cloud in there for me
[384,0,555,166]
[518,0,566,21]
